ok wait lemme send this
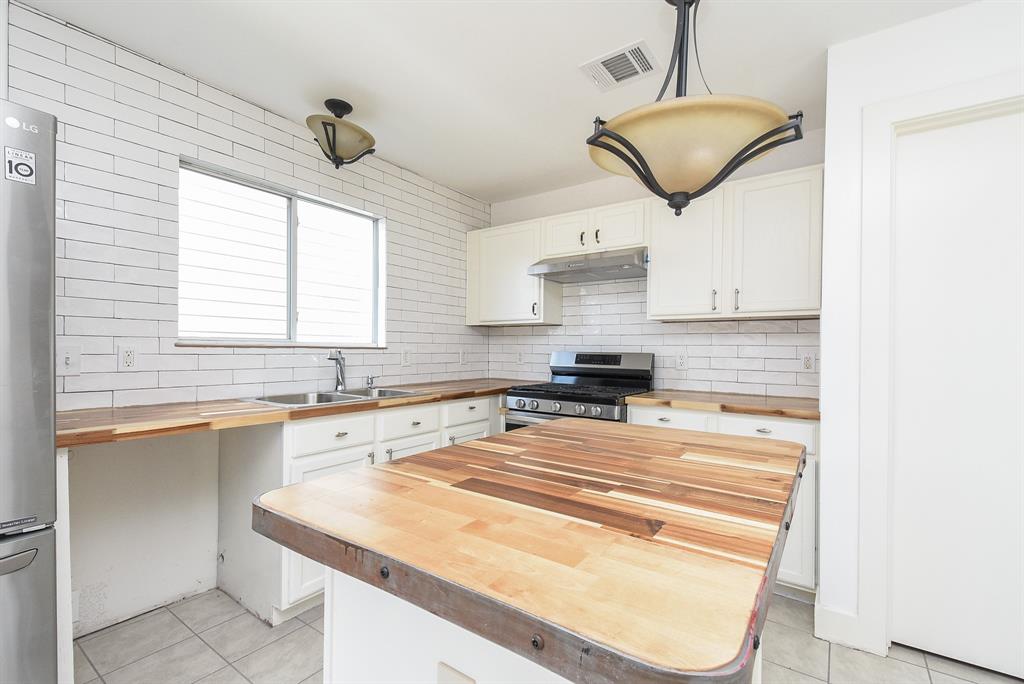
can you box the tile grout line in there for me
[88,608,200,681]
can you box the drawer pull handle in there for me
[335,431,348,438]
[756,427,772,434]
[411,421,421,427]
[367,451,375,465]
[449,435,456,444]
[580,231,585,246]
[468,405,477,410]
[658,417,671,422]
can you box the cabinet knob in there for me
[756,427,772,434]
[658,417,671,422]
[335,431,348,438]
[411,420,421,427]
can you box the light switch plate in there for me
[55,343,81,376]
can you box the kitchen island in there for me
[253,418,806,684]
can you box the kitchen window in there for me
[177,166,384,346]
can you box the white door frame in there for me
[856,70,1023,654]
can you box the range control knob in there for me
[515,398,526,409]
[551,402,562,412]
[574,404,586,415]
[591,406,603,417]
[528,400,539,410]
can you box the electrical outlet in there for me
[517,351,524,365]
[676,353,687,370]
[118,344,136,370]
[459,350,466,365]
[401,350,411,367]
[801,353,815,371]
[56,343,80,376]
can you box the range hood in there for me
[527,247,648,284]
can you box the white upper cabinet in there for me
[466,221,562,325]
[540,200,646,258]
[647,192,724,318]
[729,166,823,314]
[647,165,822,320]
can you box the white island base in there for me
[321,569,763,684]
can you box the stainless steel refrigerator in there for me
[1,99,58,683]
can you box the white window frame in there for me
[176,161,386,349]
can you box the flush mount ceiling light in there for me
[587,0,803,215]
[306,98,376,169]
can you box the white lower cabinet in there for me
[378,432,440,463]
[218,397,499,624]
[628,407,819,590]
[443,419,491,446]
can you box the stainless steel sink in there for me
[339,388,417,399]
[252,391,363,407]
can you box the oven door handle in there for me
[504,411,557,427]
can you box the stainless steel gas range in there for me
[503,352,654,430]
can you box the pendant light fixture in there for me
[587,0,803,215]
[306,98,376,169]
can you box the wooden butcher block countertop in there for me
[627,390,820,421]
[253,418,806,684]
[55,378,532,448]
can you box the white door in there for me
[647,193,724,319]
[477,222,542,323]
[729,167,822,314]
[286,446,370,605]
[443,419,491,447]
[542,211,591,257]
[380,433,441,462]
[591,201,645,252]
[861,75,1023,676]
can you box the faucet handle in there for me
[366,374,378,389]
[327,349,343,361]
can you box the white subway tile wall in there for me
[487,279,820,398]
[8,5,491,410]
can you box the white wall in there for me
[6,2,491,412]
[490,127,824,225]
[817,0,1024,651]
[69,432,219,636]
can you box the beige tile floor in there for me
[73,590,1021,684]
[74,590,323,684]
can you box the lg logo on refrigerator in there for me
[4,116,39,134]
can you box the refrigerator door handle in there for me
[0,548,38,576]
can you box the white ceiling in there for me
[24,0,966,202]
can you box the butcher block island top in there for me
[253,418,806,683]
[55,377,532,448]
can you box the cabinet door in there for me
[628,406,713,431]
[729,166,822,314]
[477,222,542,323]
[776,457,817,590]
[647,193,724,319]
[542,211,591,257]
[443,419,490,446]
[591,201,645,251]
[380,432,441,463]
[286,446,372,605]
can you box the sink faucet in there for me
[366,375,377,389]
[327,349,346,392]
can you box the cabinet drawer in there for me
[291,413,375,457]
[629,406,711,431]
[443,397,491,427]
[717,415,816,454]
[377,404,440,441]
[443,419,490,446]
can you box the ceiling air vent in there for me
[580,41,659,92]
